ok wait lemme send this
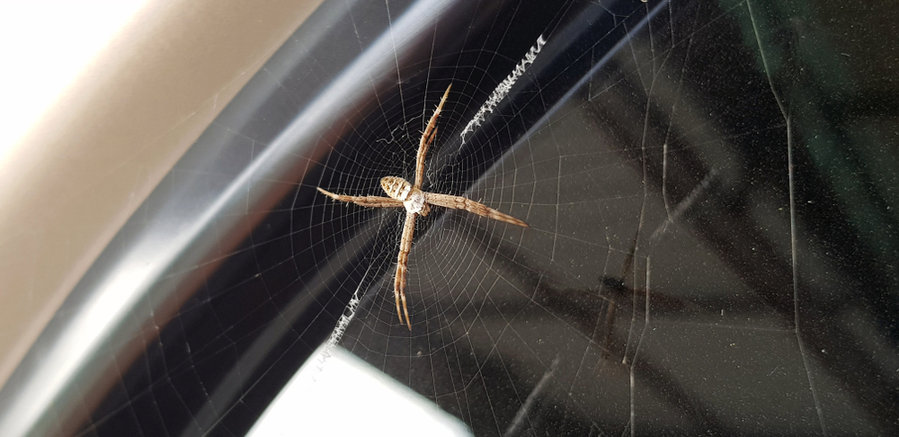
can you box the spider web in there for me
[2,0,897,436]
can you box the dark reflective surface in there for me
[2,0,896,435]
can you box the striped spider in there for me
[318,84,528,329]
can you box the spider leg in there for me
[395,212,417,329]
[317,187,403,208]
[414,84,452,190]
[425,192,528,228]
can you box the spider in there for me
[317,84,528,329]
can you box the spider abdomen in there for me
[381,176,428,215]
[380,176,413,200]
